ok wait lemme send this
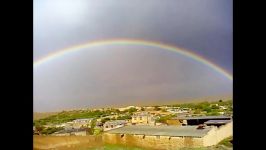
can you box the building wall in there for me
[132,115,155,125]
[33,135,102,150]
[103,124,124,131]
[132,116,149,124]
[103,133,204,149]
[203,121,233,146]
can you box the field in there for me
[34,112,59,120]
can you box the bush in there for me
[40,127,64,135]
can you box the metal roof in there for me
[104,120,127,125]
[106,125,212,137]
[177,116,231,120]
[55,128,87,134]
[204,120,231,124]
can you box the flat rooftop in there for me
[204,120,232,124]
[176,116,231,120]
[105,125,212,137]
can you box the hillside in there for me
[34,112,59,120]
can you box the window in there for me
[140,117,142,120]
[105,126,108,128]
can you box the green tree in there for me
[203,107,212,113]
[101,118,110,124]
[211,105,219,109]
[128,108,137,113]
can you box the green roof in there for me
[105,125,212,137]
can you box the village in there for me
[33,100,232,149]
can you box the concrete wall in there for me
[33,135,102,150]
[102,133,204,149]
[203,122,233,146]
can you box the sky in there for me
[34,0,233,112]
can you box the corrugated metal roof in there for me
[177,116,231,120]
[106,125,212,137]
[204,120,231,124]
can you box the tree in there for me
[141,107,145,111]
[101,118,110,124]
[211,105,219,109]
[194,109,201,114]
[128,108,137,113]
[219,99,223,103]
[154,106,161,111]
[203,107,212,113]
[35,125,44,133]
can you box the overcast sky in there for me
[34,0,232,112]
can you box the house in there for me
[155,122,167,126]
[166,108,190,114]
[131,112,155,125]
[210,104,219,107]
[103,120,127,131]
[177,116,232,125]
[219,106,227,110]
[146,111,172,116]
[72,118,94,129]
[103,122,233,149]
[52,128,88,136]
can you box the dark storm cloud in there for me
[34,0,232,111]
[34,46,232,112]
[34,0,232,71]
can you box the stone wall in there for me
[103,133,204,149]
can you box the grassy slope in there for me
[34,112,59,120]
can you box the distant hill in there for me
[33,94,232,115]
[33,112,59,120]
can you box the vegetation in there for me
[34,100,232,129]
[117,115,132,120]
[38,127,64,135]
[172,100,232,116]
[218,136,233,147]
[88,144,147,150]
[156,114,175,123]
[34,109,112,126]
[140,107,145,111]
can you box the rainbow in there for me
[34,39,232,80]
